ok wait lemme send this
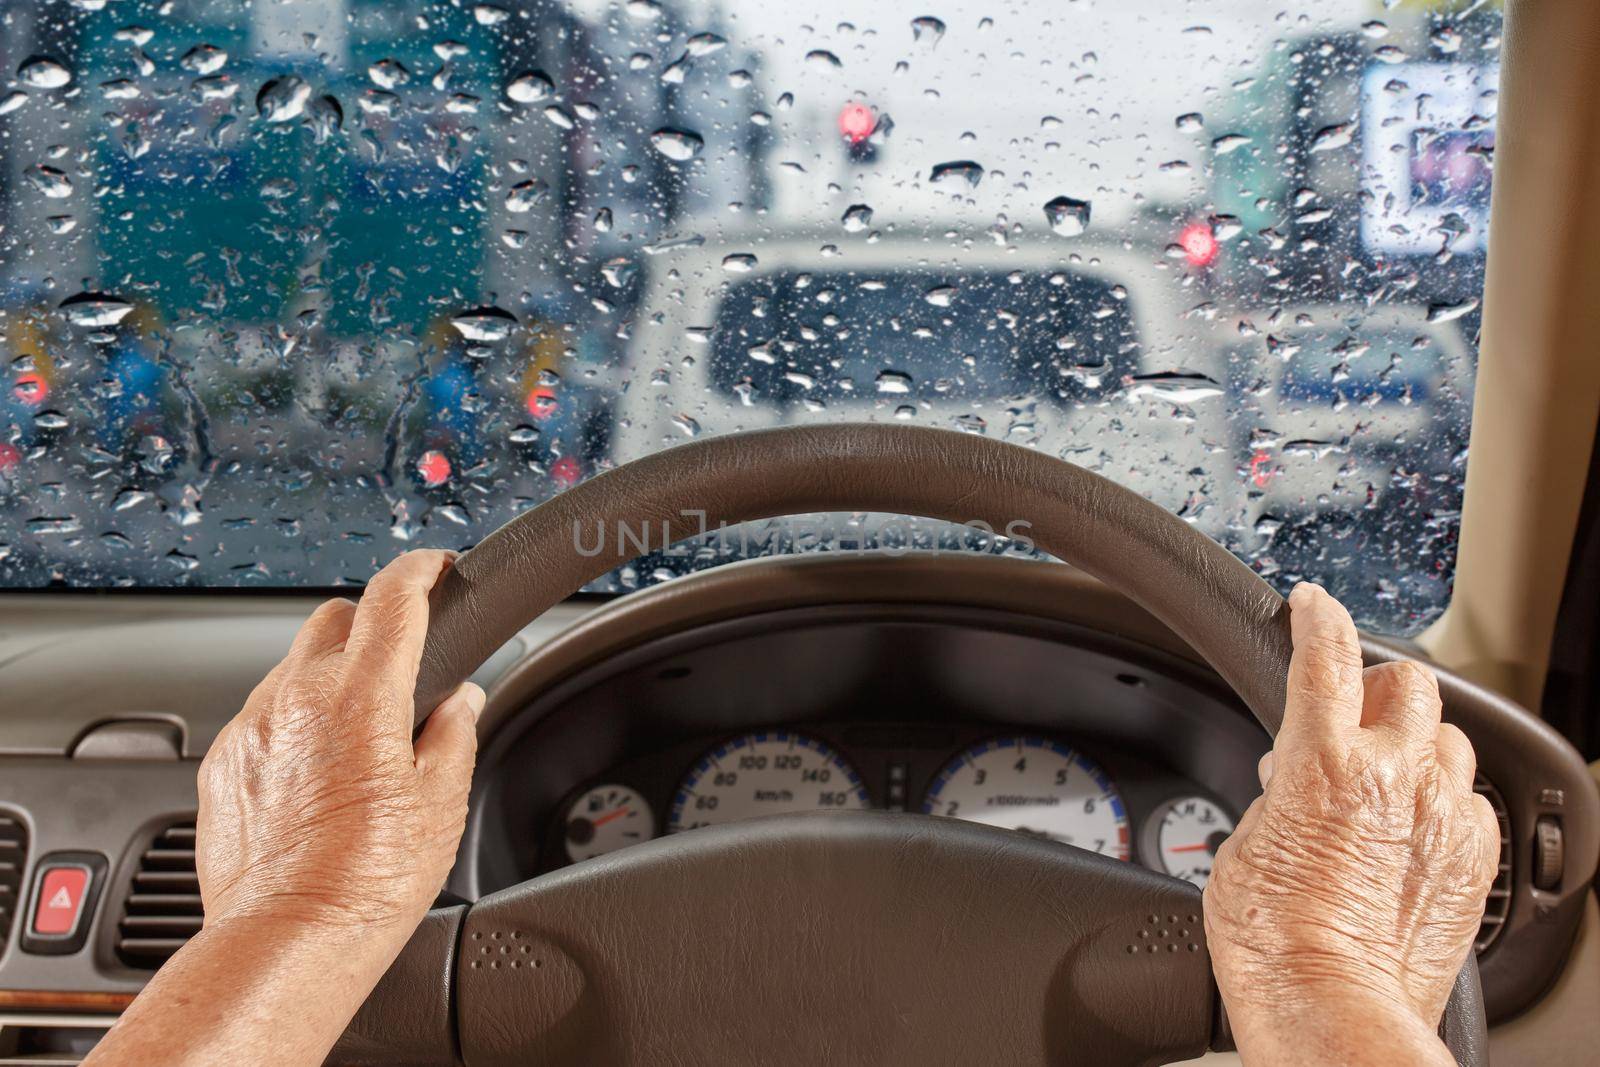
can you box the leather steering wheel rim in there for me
[405,422,1484,1066]
[414,422,1293,727]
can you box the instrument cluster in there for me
[547,725,1237,887]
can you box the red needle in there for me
[1166,843,1211,853]
[591,807,632,828]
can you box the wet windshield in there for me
[0,0,1496,635]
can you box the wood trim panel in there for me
[0,990,134,1013]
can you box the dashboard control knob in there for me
[1533,815,1564,892]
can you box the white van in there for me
[609,232,1243,541]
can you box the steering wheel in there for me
[331,424,1486,1067]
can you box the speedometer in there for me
[667,731,869,832]
[922,735,1130,859]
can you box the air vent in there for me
[116,822,201,968]
[0,811,27,955]
[1475,775,1513,955]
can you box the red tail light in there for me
[526,387,559,421]
[12,373,47,406]
[550,455,581,487]
[416,450,452,487]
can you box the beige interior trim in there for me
[1484,889,1600,1067]
[1417,0,1600,706]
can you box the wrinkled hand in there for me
[1204,583,1499,1066]
[197,550,483,939]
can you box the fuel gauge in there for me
[563,784,655,863]
[1145,795,1235,888]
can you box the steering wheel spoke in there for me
[328,904,466,1066]
[337,813,1215,1066]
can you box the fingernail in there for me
[1288,582,1316,607]
[1258,751,1275,789]
[461,682,487,720]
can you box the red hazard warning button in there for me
[32,865,90,936]
[21,852,106,955]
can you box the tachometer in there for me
[1144,795,1235,887]
[922,735,1130,859]
[667,731,869,832]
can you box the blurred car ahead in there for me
[611,232,1243,542]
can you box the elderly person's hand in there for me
[196,549,481,936]
[1205,583,1501,1066]
[83,550,482,1067]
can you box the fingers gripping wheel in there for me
[394,424,1482,1067]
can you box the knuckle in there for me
[1385,659,1441,700]
[1299,627,1363,671]
[1472,792,1501,840]
[1290,644,1362,697]
[1346,745,1406,804]
[1299,621,1358,658]
[357,570,402,606]
[196,749,221,792]
[370,550,448,593]
[1367,663,1445,744]
[1271,749,1342,812]
[1435,722,1476,766]
[1469,796,1503,882]
[310,597,352,622]
[1256,751,1275,787]
[354,580,428,635]
[1362,659,1403,684]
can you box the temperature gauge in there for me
[1145,795,1235,888]
[563,784,655,863]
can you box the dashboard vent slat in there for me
[1474,776,1514,956]
[124,892,204,913]
[0,811,27,958]
[140,848,199,871]
[132,870,201,892]
[116,822,200,968]
[119,915,205,936]
[117,936,193,957]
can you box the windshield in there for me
[0,0,1497,635]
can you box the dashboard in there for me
[0,552,1594,1063]
[452,554,1595,1034]
[463,567,1275,900]
[538,724,1236,887]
